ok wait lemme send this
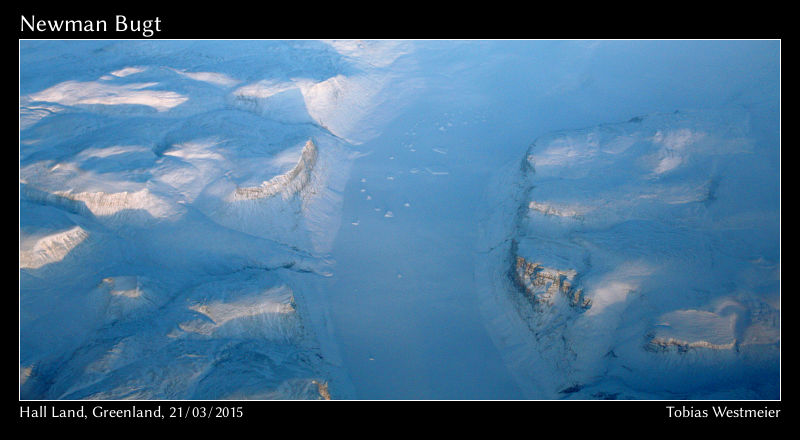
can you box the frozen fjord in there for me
[20,40,779,399]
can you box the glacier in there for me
[20,40,779,400]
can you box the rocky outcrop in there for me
[233,139,318,201]
[512,253,591,309]
[528,201,584,220]
[646,337,736,353]
[312,380,332,400]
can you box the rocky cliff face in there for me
[233,140,318,201]
[20,226,89,269]
[511,250,590,310]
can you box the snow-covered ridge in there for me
[227,41,417,144]
[179,285,300,341]
[21,184,179,225]
[20,226,88,269]
[195,136,352,255]
[55,188,176,219]
[480,109,779,399]
[647,297,780,353]
[228,74,395,144]
[233,140,317,201]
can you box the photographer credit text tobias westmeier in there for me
[667,405,780,419]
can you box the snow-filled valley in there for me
[19,40,780,399]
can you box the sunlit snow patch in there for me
[26,80,187,112]
[171,68,240,87]
[110,66,147,78]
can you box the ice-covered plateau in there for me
[18,40,413,399]
[479,110,779,399]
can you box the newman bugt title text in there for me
[20,15,162,37]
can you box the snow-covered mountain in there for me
[20,40,779,400]
[19,40,409,399]
[477,110,779,399]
